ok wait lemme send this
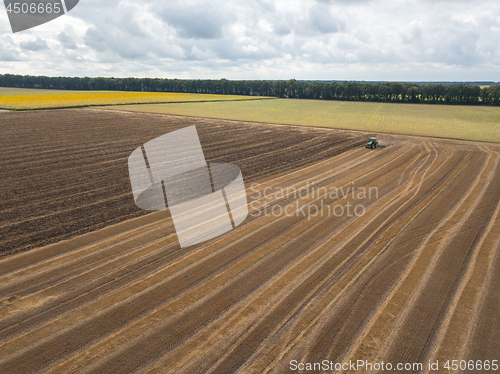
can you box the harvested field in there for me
[1,108,499,373]
[0,108,365,256]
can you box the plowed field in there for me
[0,108,364,256]
[1,109,500,373]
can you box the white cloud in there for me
[19,38,49,51]
[0,0,499,81]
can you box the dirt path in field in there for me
[0,115,499,373]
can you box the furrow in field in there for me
[251,148,479,372]
[426,155,500,371]
[242,145,469,373]
[338,147,497,372]
[0,142,406,372]
[379,151,500,368]
[241,142,441,373]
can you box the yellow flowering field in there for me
[0,89,267,110]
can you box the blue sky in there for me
[1,0,499,81]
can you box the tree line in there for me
[1,74,499,106]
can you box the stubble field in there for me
[113,99,500,143]
[1,108,500,373]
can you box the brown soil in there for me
[0,109,499,374]
[0,108,364,256]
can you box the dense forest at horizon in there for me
[1,74,500,106]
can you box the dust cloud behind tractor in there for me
[128,126,248,248]
[4,0,80,33]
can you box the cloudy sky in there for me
[1,0,499,81]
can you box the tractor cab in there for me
[366,137,378,149]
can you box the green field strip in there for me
[111,99,500,143]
